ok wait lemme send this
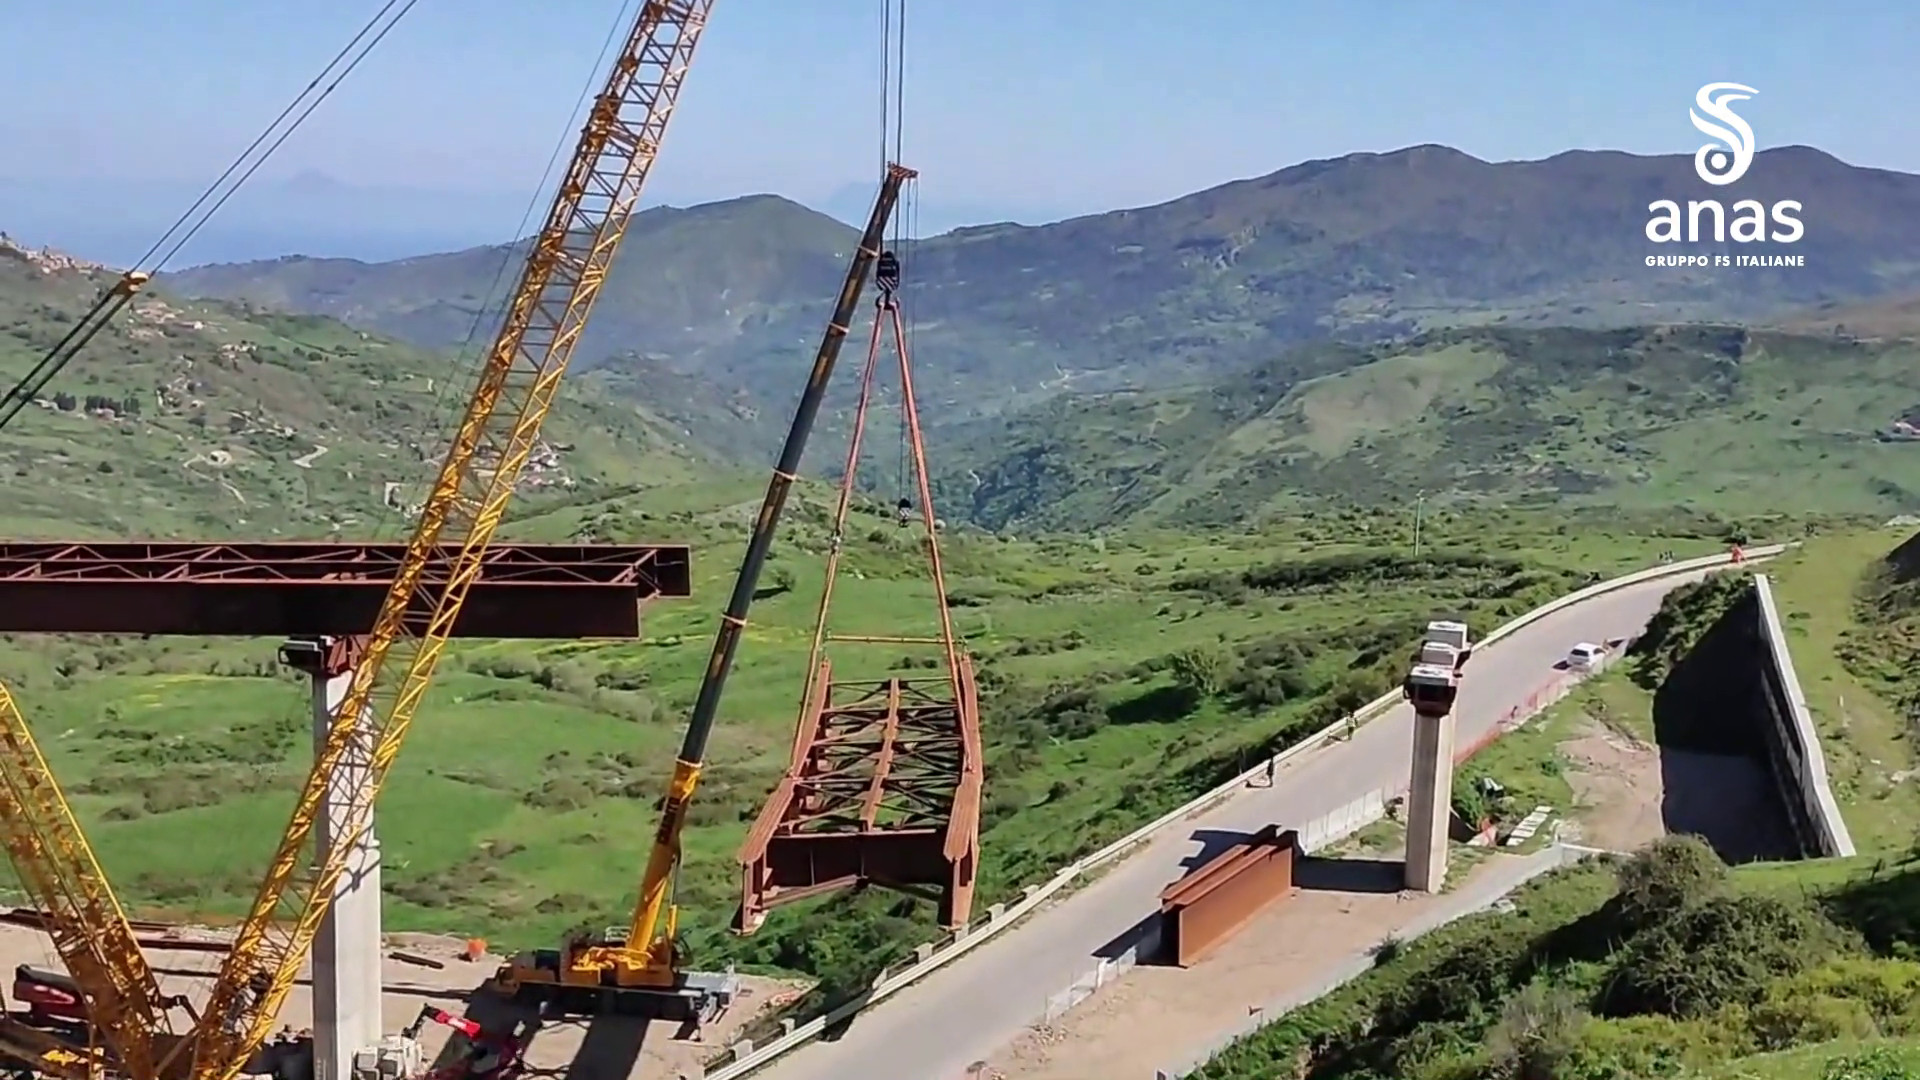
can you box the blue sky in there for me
[3,0,1914,264]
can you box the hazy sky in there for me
[3,0,1916,263]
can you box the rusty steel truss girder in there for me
[0,541,692,637]
[736,658,983,932]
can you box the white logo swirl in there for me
[1690,82,1757,186]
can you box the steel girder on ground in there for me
[0,541,692,637]
[736,657,983,932]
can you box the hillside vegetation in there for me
[0,238,722,538]
[1196,839,1920,1080]
[944,325,1920,531]
[0,451,1755,1013]
[164,145,1920,434]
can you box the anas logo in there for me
[1691,82,1757,185]
[1647,81,1802,247]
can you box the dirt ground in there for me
[1559,723,1669,851]
[1559,718,1802,862]
[0,923,806,1080]
[980,855,1514,1080]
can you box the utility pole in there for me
[1413,492,1426,557]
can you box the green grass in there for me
[1194,844,1920,1080]
[950,325,1920,532]
[0,491,1749,1005]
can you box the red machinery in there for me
[402,1007,523,1080]
[11,967,86,1028]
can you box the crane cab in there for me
[491,943,738,1026]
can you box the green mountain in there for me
[941,324,1920,531]
[0,236,725,538]
[160,145,1920,436]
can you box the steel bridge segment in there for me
[736,657,982,932]
[0,541,692,637]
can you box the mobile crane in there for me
[490,161,918,1016]
[0,2,716,1078]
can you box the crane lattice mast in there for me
[0,4,717,1079]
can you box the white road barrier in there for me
[704,544,1785,1079]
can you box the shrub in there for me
[1485,982,1585,1080]
[1167,646,1233,697]
[1748,992,1879,1052]
[1612,835,1727,933]
[1603,892,1852,1019]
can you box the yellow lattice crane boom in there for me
[190,4,716,1077]
[0,3,716,1079]
[0,684,184,1080]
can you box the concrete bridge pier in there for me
[279,635,384,1080]
[1402,621,1470,894]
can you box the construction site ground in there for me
[0,924,807,1080]
[979,709,1696,1080]
[982,847,1533,1080]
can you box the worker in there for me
[876,249,901,304]
[896,496,912,527]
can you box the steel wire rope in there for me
[369,0,643,542]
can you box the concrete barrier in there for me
[1751,574,1855,857]
[703,544,1786,1080]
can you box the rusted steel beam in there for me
[1159,825,1298,967]
[0,541,691,637]
[735,659,982,933]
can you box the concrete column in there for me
[282,637,384,1080]
[1403,708,1456,893]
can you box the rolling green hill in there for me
[0,236,729,538]
[942,325,1920,531]
[161,145,1920,437]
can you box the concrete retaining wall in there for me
[1751,574,1855,857]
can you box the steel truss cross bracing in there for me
[0,541,692,637]
[735,269,983,934]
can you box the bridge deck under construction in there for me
[736,661,983,932]
[0,541,692,637]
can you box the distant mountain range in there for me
[160,144,1920,443]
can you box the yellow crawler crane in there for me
[0,3,717,1078]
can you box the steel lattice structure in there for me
[0,541,690,636]
[734,265,982,934]
[737,662,982,931]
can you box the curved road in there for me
[760,568,1719,1080]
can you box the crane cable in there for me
[0,0,421,434]
[375,0,644,543]
[880,0,916,506]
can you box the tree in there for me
[1167,646,1231,698]
[1486,983,1584,1080]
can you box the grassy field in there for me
[0,488,1757,1002]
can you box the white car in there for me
[1567,642,1605,671]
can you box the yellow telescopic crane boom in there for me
[547,163,917,993]
[172,3,717,1078]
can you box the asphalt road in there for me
[758,569,1716,1080]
